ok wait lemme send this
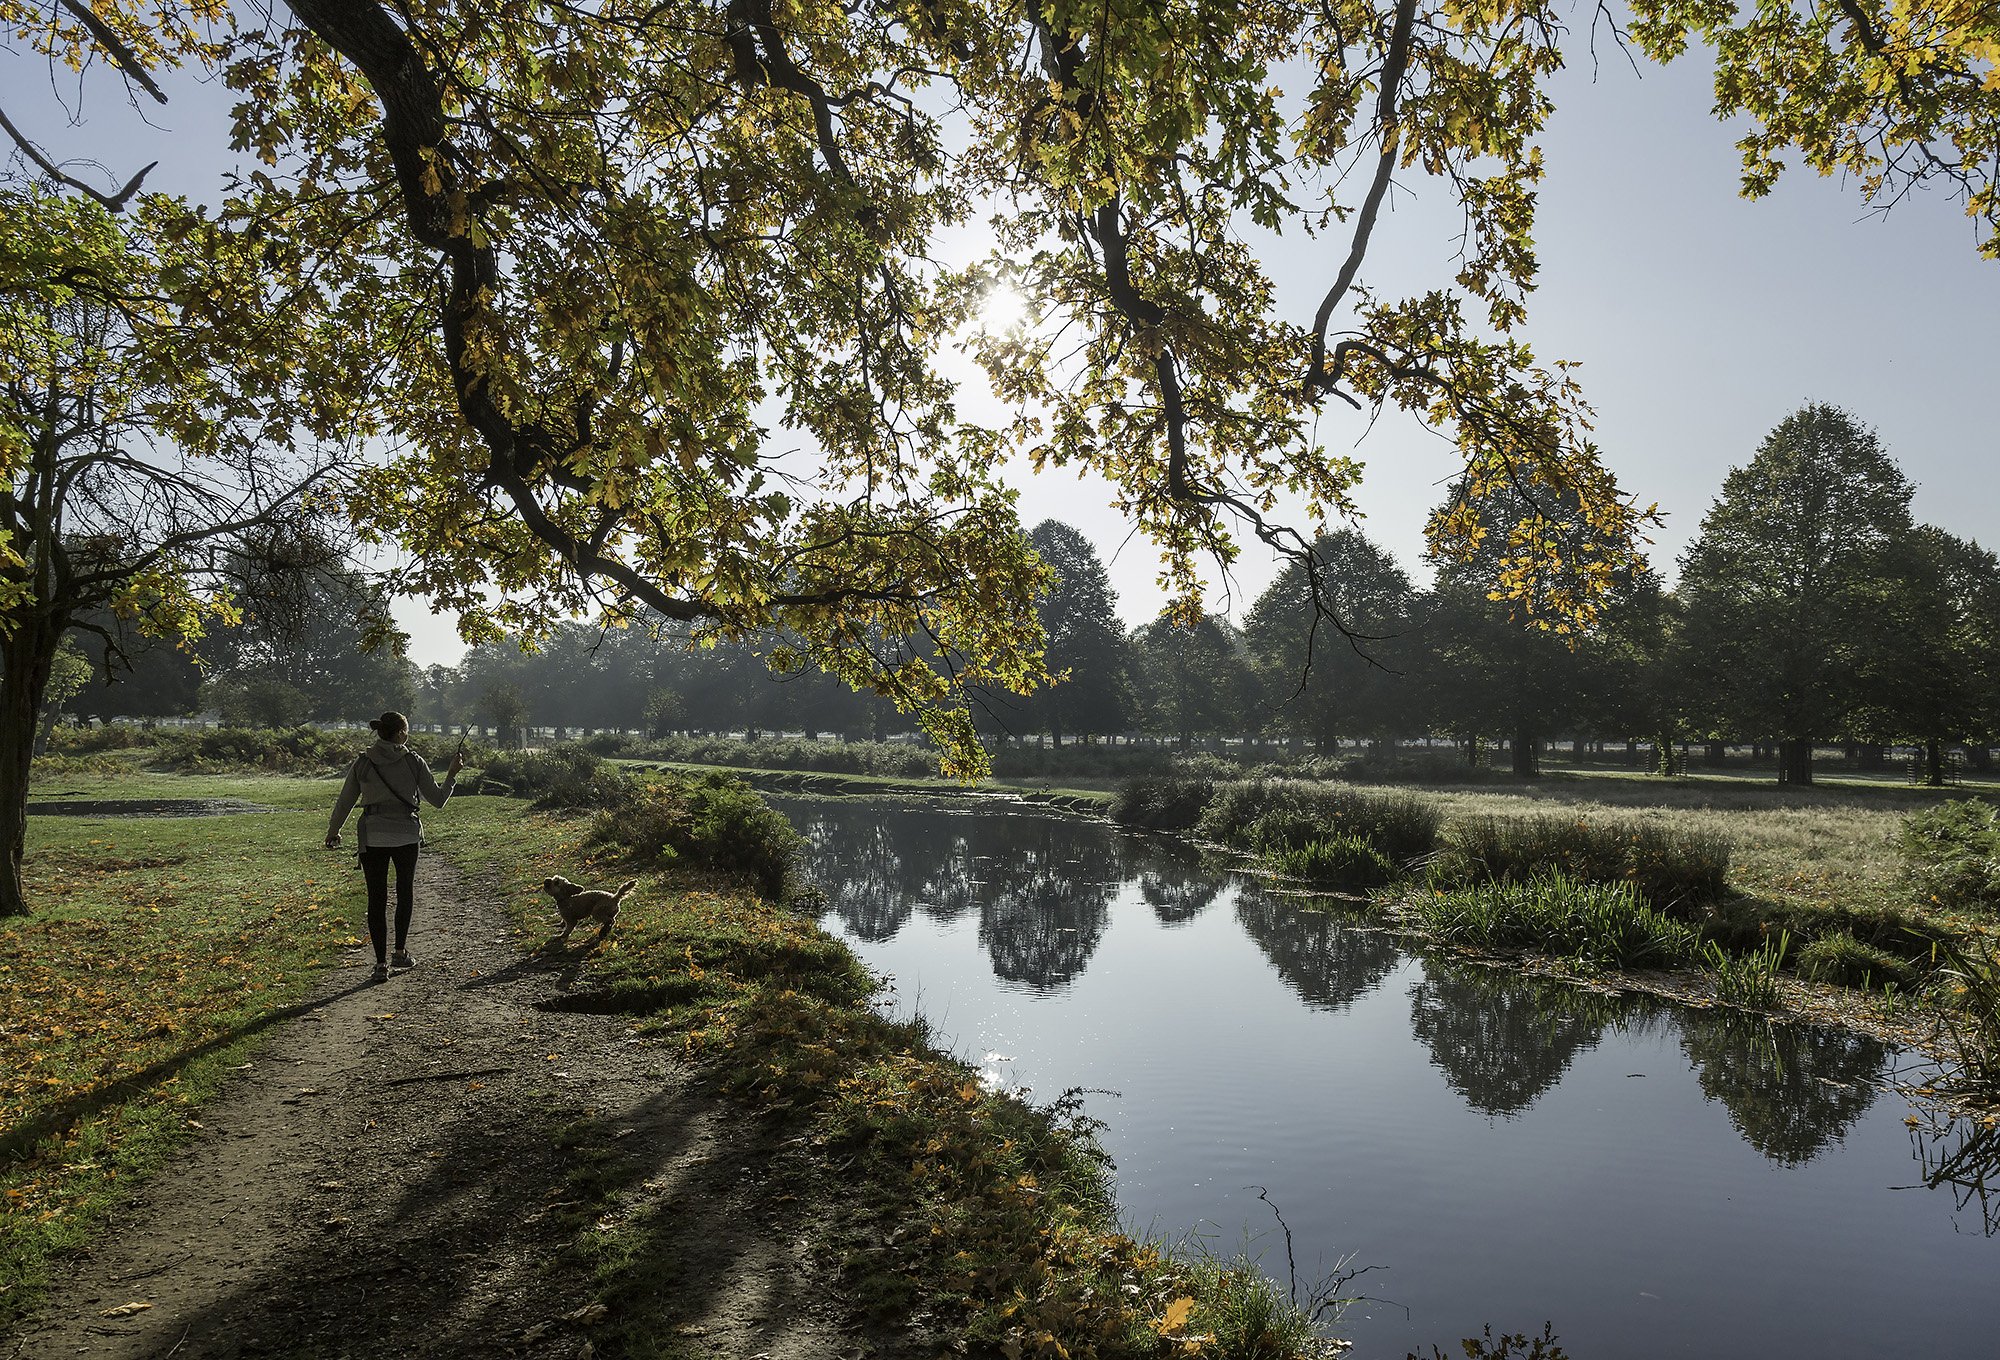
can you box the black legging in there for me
[359,843,421,963]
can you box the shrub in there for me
[1411,873,1701,970]
[151,725,356,773]
[1271,835,1397,889]
[591,772,800,898]
[1897,799,2000,913]
[1197,781,1441,863]
[1110,776,1215,832]
[1795,931,1916,991]
[480,745,631,809]
[1435,815,1730,912]
[43,724,145,754]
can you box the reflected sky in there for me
[782,796,2000,1358]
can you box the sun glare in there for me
[979,282,1029,334]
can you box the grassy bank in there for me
[452,788,1331,1359]
[0,773,355,1322]
[5,763,1327,1357]
[1115,772,2000,1095]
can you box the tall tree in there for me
[1242,528,1417,752]
[1421,482,1621,776]
[0,189,335,915]
[199,536,414,722]
[1677,404,1916,786]
[1025,521,1132,745]
[1131,612,1244,750]
[1852,526,2000,785]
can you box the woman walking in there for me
[325,712,463,982]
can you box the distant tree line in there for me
[62,406,2000,787]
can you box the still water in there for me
[779,796,2000,1359]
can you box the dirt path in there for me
[8,857,884,1360]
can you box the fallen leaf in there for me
[565,1302,609,1324]
[1156,1296,1195,1334]
[99,1302,152,1317]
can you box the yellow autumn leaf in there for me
[1153,1296,1196,1334]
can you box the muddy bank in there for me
[26,799,280,818]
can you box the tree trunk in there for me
[0,620,59,917]
[1779,738,1814,786]
[1511,729,1537,777]
[1969,746,1993,773]
[1704,741,1726,767]
[1926,737,1946,787]
[1857,743,1886,771]
[1624,737,1638,767]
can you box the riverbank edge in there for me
[448,791,1342,1360]
[1163,825,1980,1101]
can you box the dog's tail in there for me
[614,879,638,902]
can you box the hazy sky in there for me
[10,28,1995,668]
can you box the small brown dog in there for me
[544,875,638,945]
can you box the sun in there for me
[978,282,1030,334]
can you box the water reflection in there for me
[788,797,1892,1154]
[1134,837,1225,926]
[977,819,1117,989]
[1910,1116,2000,1236]
[1410,966,1615,1116]
[1678,1012,1884,1164]
[1235,891,1401,1013]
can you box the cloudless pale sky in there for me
[10,27,1995,668]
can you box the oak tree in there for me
[1676,404,1916,786]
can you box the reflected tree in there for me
[1409,966,1617,1116]
[1236,893,1402,1013]
[1125,835,1228,927]
[1678,1014,1884,1165]
[799,814,913,942]
[978,821,1118,990]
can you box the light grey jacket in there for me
[327,741,456,850]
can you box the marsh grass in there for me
[1198,781,1441,863]
[1434,814,1730,911]
[1,782,360,1323]
[1795,931,1916,990]
[1270,835,1396,889]
[1703,932,1790,1011]
[1929,936,2000,1092]
[1410,874,1701,970]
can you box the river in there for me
[778,795,2000,1359]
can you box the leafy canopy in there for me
[6,0,1994,771]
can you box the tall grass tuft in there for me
[1896,799,2000,913]
[1703,932,1789,1011]
[1929,935,2000,1092]
[1198,781,1442,863]
[1411,873,1701,969]
[1270,835,1397,889]
[1795,931,1915,991]
[1437,814,1731,912]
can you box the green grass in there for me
[1,776,361,1322]
[1409,874,1702,971]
